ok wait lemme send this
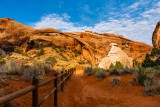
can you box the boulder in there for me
[98,43,133,69]
[152,21,160,47]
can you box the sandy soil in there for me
[59,70,160,107]
[1,70,160,107]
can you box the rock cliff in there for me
[0,18,152,65]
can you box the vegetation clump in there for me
[94,67,106,80]
[111,77,121,86]
[36,48,44,56]
[14,47,21,54]
[84,66,93,77]
[84,66,106,79]
[142,47,160,67]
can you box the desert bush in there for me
[0,59,6,65]
[133,59,141,68]
[142,54,157,67]
[109,63,114,69]
[0,74,9,88]
[136,67,147,85]
[94,68,106,80]
[78,61,85,64]
[23,62,51,81]
[109,68,119,75]
[123,67,138,74]
[59,47,66,53]
[143,79,160,96]
[109,62,125,75]
[45,56,57,64]
[0,61,25,75]
[129,77,138,86]
[84,66,92,77]
[136,67,157,86]
[0,60,53,81]
[150,47,160,57]
[111,77,121,86]
[142,67,160,95]
[114,61,124,70]
[14,47,21,54]
[22,52,29,57]
[36,48,44,56]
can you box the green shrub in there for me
[136,67,147,85]
[36,48,44,56]
[0,61,24,75]
[111,77,121,86]
[109,61,124,75]
[142,54,157,67]
[0,59,6,65]
[133,59,141,68]
[59,47,66,53]
[109,68,119,75]
[150,47,160,57]
[78,61,85,64]
[93,67,106,80]
[136,67,156,86]
[109,63,114,69]
[143,79,160,96]
[45,56,57,64]
[114,61,124,70]
[84,66,92,77]
[22,52,29,57]
[94,70,106,80]
[14,47,21,54]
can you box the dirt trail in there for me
[59,70,160,107]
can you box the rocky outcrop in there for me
[0,18,32,51]
[152,21,160,48]
[0,48,6,57]
[0,18,152,65]
[98,43,133,69]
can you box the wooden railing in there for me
[0,68,75,107]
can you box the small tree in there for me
[109,63,114,69]
[142,54,157,68]
[114,61,124,70]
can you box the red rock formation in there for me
[0,18,152,64]
[152,21,160,47]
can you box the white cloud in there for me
[129,2,140,9]
[31,1,160,45]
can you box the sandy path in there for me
[58,70,160,107]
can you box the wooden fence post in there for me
[67,70,70,81]
[61,71,64,92]
[64,70,67,86]
[69,70,71,80]
[32,76,38,107]
[54,74,58,107]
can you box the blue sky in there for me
[0,0,160,45]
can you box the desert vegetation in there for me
[84,48,160,96]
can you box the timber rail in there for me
[0,68,75,107]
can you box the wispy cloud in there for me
[31,1,160,45]
[129,2,140,9]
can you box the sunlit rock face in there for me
[98,43,133,69]
[152,21,160,48]
[0,18,152,65]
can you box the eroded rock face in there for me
[152,21,160,47]
[0,18,32,51]
[0,18,152,65]
[98,43,133,69]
